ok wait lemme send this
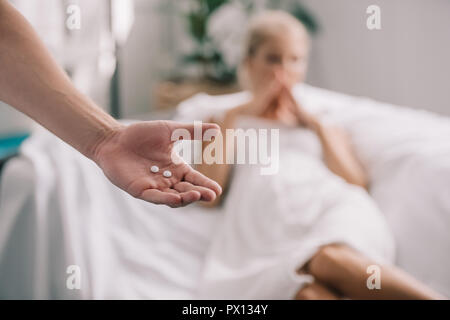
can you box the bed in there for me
[1,83,449,299]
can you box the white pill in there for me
[150,165,159,173]
[163,170,172,178]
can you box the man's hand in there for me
[0,1,222,208]
[93,120,222,208]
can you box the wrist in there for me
[88,122,125,165]
[308,117,323,134]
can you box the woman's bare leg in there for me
[294,281,340,300]
[299,244,446,300]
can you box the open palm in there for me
[94,120,222,208]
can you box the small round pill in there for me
[150,165,159,173]
[163,170,172,178]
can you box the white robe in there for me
[196,117,395,299]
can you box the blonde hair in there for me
[238,10,310,88]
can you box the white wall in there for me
[120,0,450,117]
[120,0,192,117]
[1,0,115,136]
[301,0,450,115]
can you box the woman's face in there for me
[246,30,309,93]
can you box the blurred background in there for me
[1,0,449,143]
[1,0,450,299]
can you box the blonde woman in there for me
[195,11,444,300]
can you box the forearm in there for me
[0,0,122,161]
[196,108,242,207]
[315,123,369,189]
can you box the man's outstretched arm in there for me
[0,0,221,207]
